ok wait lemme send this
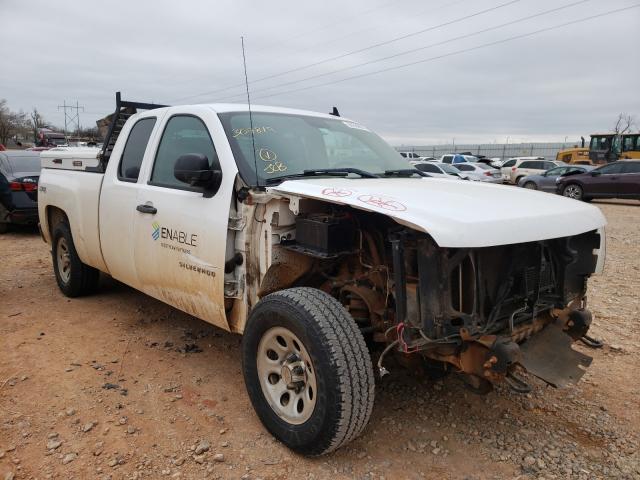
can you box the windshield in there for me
[218,112,411,185]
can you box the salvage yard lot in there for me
[1,200,639,480]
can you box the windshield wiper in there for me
[303,168,379,178]
[384,169,430,177]
[265,168,379,184]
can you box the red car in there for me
[556,160,640,201]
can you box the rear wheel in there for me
[242,287,375,456]
[562,183,583,200]
[52,221,99,297]
[0,222,8,234]
[523,181,537,190]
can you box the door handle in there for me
[136,204,157,214]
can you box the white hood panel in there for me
[268,177,606,248]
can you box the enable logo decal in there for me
[151,221,160,241]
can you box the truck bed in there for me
[38,168,108,272]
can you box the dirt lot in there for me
[1,200,639,480]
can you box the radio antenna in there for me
[241,36,260,188]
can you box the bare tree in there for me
[0,99,10,145]
[612,113,636,135]
[29,108,46,142]
[0,100,29,146]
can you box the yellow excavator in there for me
[556,133,640,164]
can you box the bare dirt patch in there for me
[1,200,639,479]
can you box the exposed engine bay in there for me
[227,191,603,394]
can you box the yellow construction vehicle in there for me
[556,132,640,164]
[621,133,640,159]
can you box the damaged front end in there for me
[386,229,603,393]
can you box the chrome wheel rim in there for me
[564,185,581,199]
[524,182,536,189]
[257,326,317,425]
[56,237,71,283]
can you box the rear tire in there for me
[242,287,375,456]
[51,221,99,297]
[0,222,8,234]
[523,181,537,190]
[562,183,584,201]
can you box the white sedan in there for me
[411,161,467,180]
[452,162,502,183]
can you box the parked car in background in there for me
[0,150,41,233]
[518,165,594,192]
[471,154,500,168]
[501,157,561,184]
[452,162,502,183]
[399,151,423,160]
[440,153,478,164]
[556,160,640,201]
[411,161,467,180]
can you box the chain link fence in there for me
[395,141,585,160]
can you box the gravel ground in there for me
[0,199,638,480]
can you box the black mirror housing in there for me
[174,153,222,197]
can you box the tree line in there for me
[0,99,100,147]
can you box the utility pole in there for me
[57,100,85,141]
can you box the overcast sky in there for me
[1,0,639,145]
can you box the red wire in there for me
[396,322,419,353]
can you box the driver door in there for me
[132,111,231,329]
[588,163,624,196]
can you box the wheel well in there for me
[46,206,67,237]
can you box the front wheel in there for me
[242,287,375,456]
[51,221,100,297]
[562,183,583,200]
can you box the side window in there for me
[415,163,438,173]
[543,162,555,169]
[150,115,220,189]
[597,163,623,175]
[442,155,452,163]
[622,136,634,152]
[519,161,534,169]
[400,152,407,158]
[621,162,640,174]
[457,164,474,171]
[118,118,156,181]
[502,159,516,168]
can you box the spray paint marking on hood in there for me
[268,177,607,248]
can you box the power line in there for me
[164,0,412,94]
[243,4,640,103]
[171,0,520,103]
[296,0,469,56]
[214,0,592,102]
[57,101,85,139]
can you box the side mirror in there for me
[590,170,601,176]
[174,153,222,197]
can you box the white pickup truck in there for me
[38,93,607,455]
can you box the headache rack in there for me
[97,92,168,171]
